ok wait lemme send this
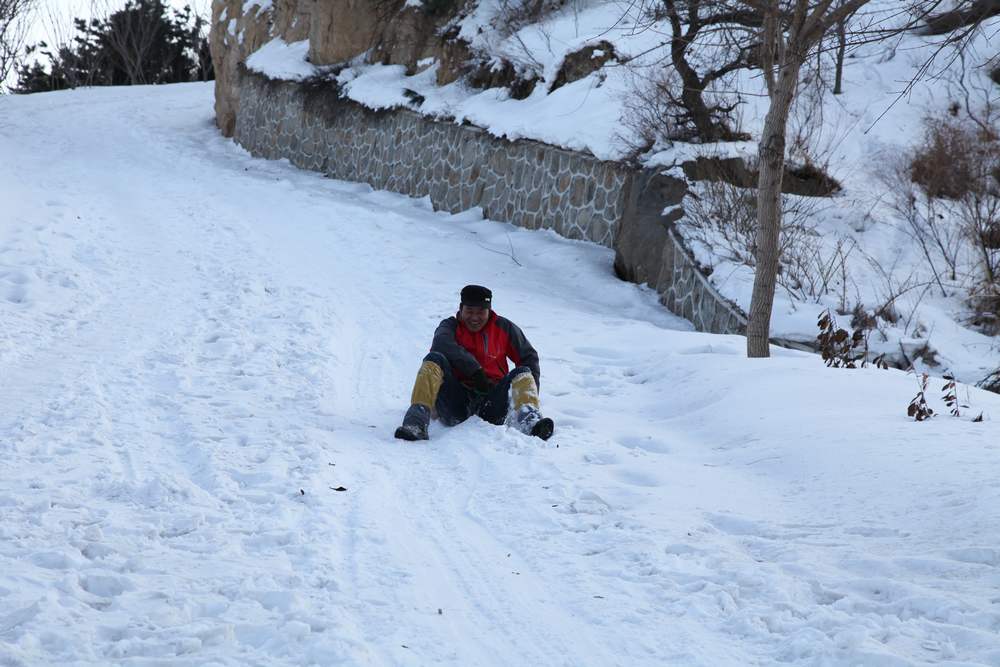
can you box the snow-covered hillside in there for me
[1,83,999,665]
[241,0,1000,387]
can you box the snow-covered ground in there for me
[1,83,999,665]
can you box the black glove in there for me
[469,369,494,395]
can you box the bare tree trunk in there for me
[746,0,874,358]
[833,17,846,94]
[747,61,800,357]
[665,2,721,141]
[675,55,723,140]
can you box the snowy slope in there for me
[1,83,999,666]
[241,1,1000,387]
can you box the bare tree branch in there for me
[0,0,35,90]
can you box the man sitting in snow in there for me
[394,285,554,442]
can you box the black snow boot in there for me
[515,405,554,441]
[394,404,430,441]
[531,417,555,441]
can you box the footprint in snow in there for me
[614,468,663,488]
[79,574,130,598]
[706,513,784,539]
[946,547,1000,567]
[663,543,710,558]
[582,451,619,465]
[677,343,740,356]
[616,435,670,454]
[4,286,28,305]
[29,551,78,570]
[0,270,30,285]
[844,526,901,538]
[573,346,629,359]
[80,542,116,561]
[565,491,611,515]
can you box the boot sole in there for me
[530,417,554,441]
[394,426,428,441]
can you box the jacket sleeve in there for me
[498,317,540,388]
[431,317,481,378]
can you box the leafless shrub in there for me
[787,56,837,180]
[620,59,747,150]
[941,372,986,420]
[780,235,856,307]
[885,98,1000,329]
[48,1,106,89]
[942,372,962,416]
[680,173,847,304]
[950,71,1000,332]
[495,0,567,38]
[619,67,682,155]
[681,176,758,265]
[907,371,934,421]
[965,170,1000,333]
[472,0,558,87]
[640,0,756,142]
[816,309,888,369]
[856,250,935,340]
[0,0,35,90]
[882,154,964,292]
[910,114,989,199]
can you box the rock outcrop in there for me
[307,0,383,66]
[211,0,472,134]
[550,41,617,92]
[211,0,308,137]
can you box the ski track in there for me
[1,84,999,665]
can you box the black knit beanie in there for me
[460,285,492,308]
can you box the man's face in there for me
[459,305,490,332]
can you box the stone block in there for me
[564,222,584,241]
[525,189,542,213]
[481,183,496,204]
[557,172,571,194]
[593,223,612,248]
[569,175,587,207]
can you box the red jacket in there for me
[431,311,540,386]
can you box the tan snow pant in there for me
[410,360,444,409]
[411,359,539,413]
[511,372,540,411]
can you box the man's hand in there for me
[469,369,494,395]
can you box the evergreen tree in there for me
[14,0,212,94]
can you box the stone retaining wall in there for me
[235,69,627,247]
[232,67,747,335]
[613,170,747,335]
